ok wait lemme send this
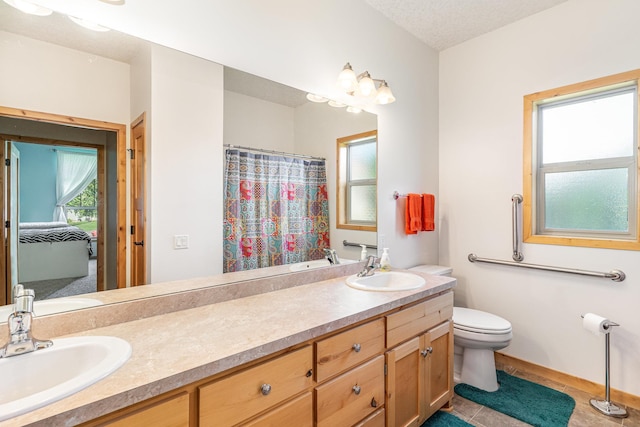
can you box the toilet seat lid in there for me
[453,307,512,334]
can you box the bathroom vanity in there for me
[0,270,455,427]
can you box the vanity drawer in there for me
[386,292,453,348]
[316,318,385,382]
[315,355,385,427]
[199,346,313,426]
[243,392,313,427]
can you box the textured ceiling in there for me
[364,0,568,51]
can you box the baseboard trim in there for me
[495,352,640,410]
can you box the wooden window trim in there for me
[523,69,640,250]
[336,130,377,232]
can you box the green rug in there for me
[454,370,576,427]
[420,411,472,426]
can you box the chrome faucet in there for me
[0,285,52,358]
[357,255,379,277]
[323,248,341,265]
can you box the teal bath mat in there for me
[454,370,576,427]
[420,411,472,426]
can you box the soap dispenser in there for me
[380,248,391,271]
[359,245,368,261]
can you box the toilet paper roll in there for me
[583,313,610,335]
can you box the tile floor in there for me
[448,362,640,427]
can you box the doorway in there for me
[0,106,127,305]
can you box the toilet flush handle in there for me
[421,347,433,358]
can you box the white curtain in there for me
[53,151,97,222]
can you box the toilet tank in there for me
[409,265,453,276]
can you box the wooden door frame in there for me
[130,113,147,286]
[0,106,127,293]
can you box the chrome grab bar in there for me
[512,194,523,261]
[468,253,625,282]
[343,240,378,250]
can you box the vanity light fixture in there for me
[337,62,396,105]
[306,93,328,103]
[2,0,52,16]
[328,100,347,108]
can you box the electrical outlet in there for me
[174,235,189,249]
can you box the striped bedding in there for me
[19,222,91,244]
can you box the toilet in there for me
[409,265,513,392]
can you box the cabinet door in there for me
[423,321,454,420]
[244,392,313,427]
[385,337,421,427]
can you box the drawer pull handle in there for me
[352,343,361,353]
[260,384,272,396]
[371,397,378,408]
[306,369,313,378]
[421,347,433,358]
[352,385,361,395]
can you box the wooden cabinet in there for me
[316,355,385,427]
[199,345,313,426]
[86,391,190,427]
[385,320,454,427]
[316,318,385,382]
[424,321,454,418]
[243,392,313,427]
[79,291,454,427]
[355,408,386,427]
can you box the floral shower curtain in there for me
[223,149,330,272]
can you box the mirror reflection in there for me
[0,2,377,317]
[223,68,377,272]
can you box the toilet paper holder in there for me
[580,314,627,418]
[580,314,619,330]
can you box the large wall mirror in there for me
[0,2,377,318]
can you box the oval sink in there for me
[0,336,131,421]
[288,259,331,271]
[0,298,103,322]
[346,271,426,291]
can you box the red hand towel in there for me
[421,193,435,231]
[405,194,422,235]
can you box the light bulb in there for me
[3,0,52,16]
[358,72,377,98]
[375,81,396,105]
[337,63,358,93]
[328,100,347,108]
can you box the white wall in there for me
[148,45,224,282]
[224,91,295,153]
[440,0,640,395]
[34,0,441,271]
[0,30,129,124]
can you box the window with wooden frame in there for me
[523,69,640,250]
[336,130,377,231]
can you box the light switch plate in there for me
[174,235,189,249]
